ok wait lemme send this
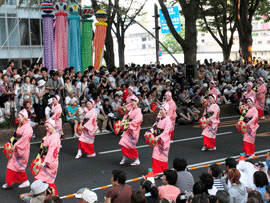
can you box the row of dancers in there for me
[1,78,266,194]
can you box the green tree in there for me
[161,32,183,54]
[199,0,236,61]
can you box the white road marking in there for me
[219,115,240,120]
[98,131,233,155]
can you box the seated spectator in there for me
[173,157,194,193]
[264,185,270,202]
[176,192,192,203]
[176,102,193,125]
[65,91,77,110]
[179,88,190,104]
[66,98,80,137]
[264,93,270,114]
[75,188,98,203]
[223,84,235,104]
[156,198,170,203]
[78,100,87,120]
[227,168,248,203]
[193,182,208,196]
[19,180,54,203]
[0,107,5,123]
[93,93,109,134]
[189,102,200,121]
[140,179,159,203]
[103,98,115,133]
[44,196,62,203]
[208,164,224,190]
[158,169,181,202]
[199,173,217,196]
[215,190,230,203]
[105,170,133,203]
[192,194,209,203]
[253,171,269,202]
[64,77,73,95]
[131,191,147,203]
[247,190,264,203]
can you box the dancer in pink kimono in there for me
[207,81,218,103]
[35,118,61,195]
[119,95,143,166]
[51,95,63,137]
[152,103,172,174]
[75,100,98,159]
[255,77,267,119]
[122,86,135,119]
[240,82,256,106]
[243,97,259,158]
[164,91,177,140]
[2,109,32,189]
[201,94,220,151]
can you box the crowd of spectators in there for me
[1,58,270,134]
[19,151,270,203]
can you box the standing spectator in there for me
[0,74,15,108]
[105,170,133,203]
[41,67,49,82]
[20,76,35,106]
[46,71,64,106]
[173,158,194,193]
[176,102,193,125]
[34,79,47,124]
[208,164,224,190]
[108,68,117,90]
[66,98,80,137]
[64,77,73,96]
[77,75,88,102]
[158,169,181,202]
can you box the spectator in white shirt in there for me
[223,84,235,103]
[45,98,54,120]
[108,68,117,90]
[76,75,88,101]
[65,91,77,109]
[0,108,5,123]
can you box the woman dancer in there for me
[255,77,267,120]
[2,109,32,189]
[201,94,220,151]
[119,95,143,166]
[34,118,60,195]
[240,82,256,107]
[51,95,63,138]
[75,100,98,159]
[164,91,177,140]
[151,103,172,174]
[207,81,218,103]
[242,97,259,158]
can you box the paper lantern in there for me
[82,6,94,18]
[55,0,67,11]
[68,3,79,15]
[41,1,54,13]
[95,10,107,21]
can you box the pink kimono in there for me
[35,132,61,184]
[51,104,63,135]
[167,99,177,140]
[255,84,266,117]
[152,116,172,174]
[119,108,143,159]
[78,108,98,155]
[208,87,218,103]
[202,103,220,148]
[123,95,134,120]
[243,107,259,155]
[6,123,33,186]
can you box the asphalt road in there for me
[1,115,270,203]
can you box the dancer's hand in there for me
[40,162,46,168]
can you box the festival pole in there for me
[55,0,68,71]
[81,6,94,73]
[93,10,107,70]
[68,3,82,73]
[41,1,56,71]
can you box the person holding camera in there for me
[45,71,64,106]
[19,180,54,203]
[34,118,61,195]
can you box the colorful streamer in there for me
[81,6,94,73]
[41,1,56,71]
[93,10,107,70]
[55,0,68,71]
[68,3,82,73]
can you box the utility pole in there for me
[153,3,160,64]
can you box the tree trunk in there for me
[184,13,197,77]
[241,36,252,62]
[104,29,115,68]
[222,46,231,61]
[118,37,125,68]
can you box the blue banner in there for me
[159,6,181,34]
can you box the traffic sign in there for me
[159,6,181,34]
[158,50,162,57]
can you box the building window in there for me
[19,19,30,46]
[201,33,205,36]
[30,19,41,45]
[6,0,16,5]
[8,18,19,46]
[142,37,146,41]
[0,18,6,46]
[258,41,262,45]
[0,59,8,70]
[201,39,205,43]
[142,44,146,49]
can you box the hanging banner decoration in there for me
[81,6,94,73]
[93,10,107,70]
[159,6,181,34]
[68,3,82,73]
[41,1,56,71]
[55,0,68,71]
